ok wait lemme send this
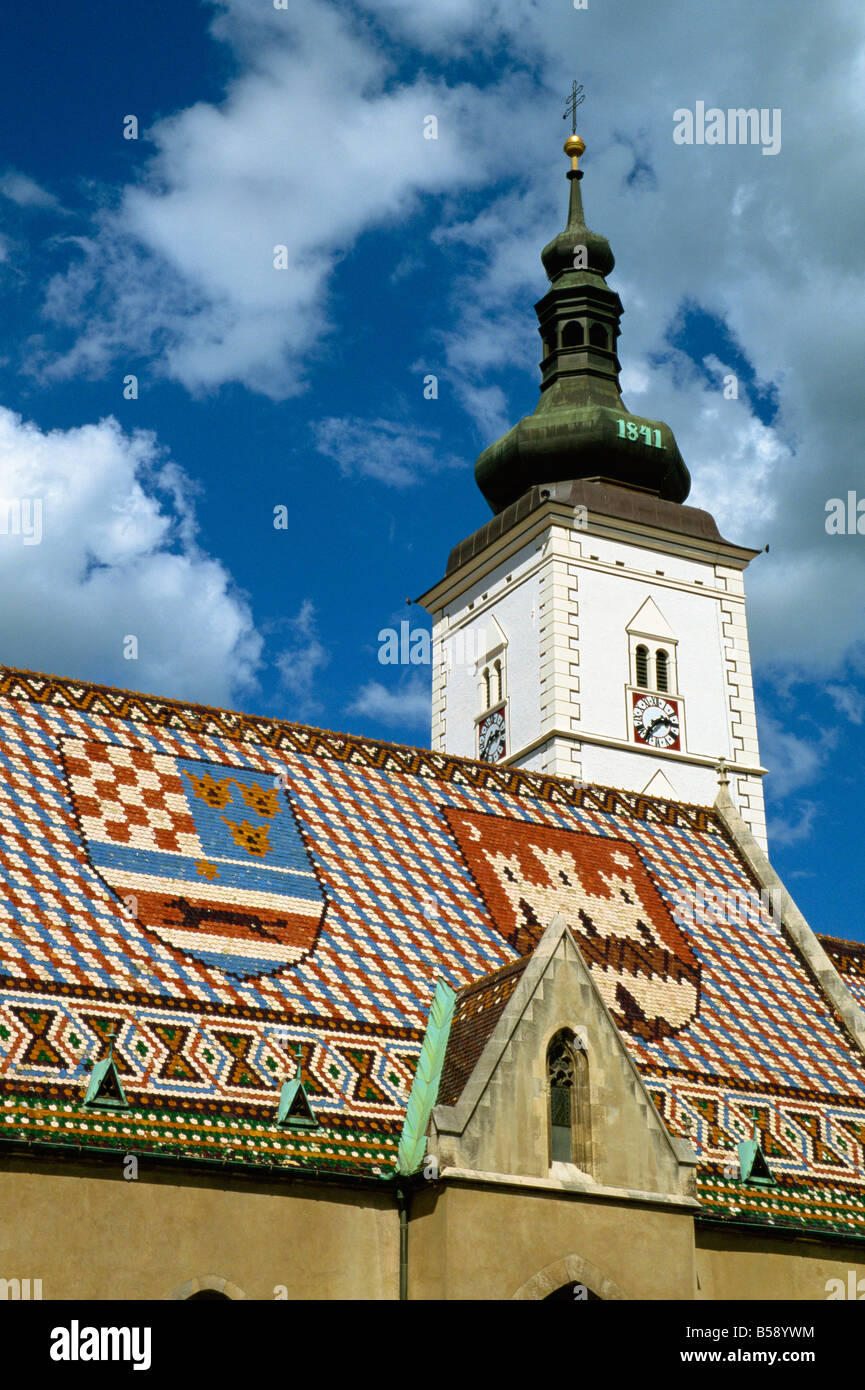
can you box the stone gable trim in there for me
[713,788,865,1059]
[432,913,697,1184]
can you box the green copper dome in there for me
[541,170,615,280]
[474,144,690,514]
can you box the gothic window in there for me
[549,1033,575,1163]
[589,323,607,349]
[635,644,649,688]
[562,320,584,348]
[494,658,503,703]
[656,648,669,692]
[482,666,491,710]
[547,1030,590,1169]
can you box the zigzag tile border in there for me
[0,668,715,830]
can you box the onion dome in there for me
[474,134,690,514]
[541,135,615,280]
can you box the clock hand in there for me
[646,714,671,737]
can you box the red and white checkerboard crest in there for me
[62,738,326,980]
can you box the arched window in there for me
[547,1030,590,1169]
[494,658,503,703]
[589,323,607,349]
[482,666,491,710]
[543,337,554,359]
[549,1033,575,1163]
[656,648,669,692]
[561,320,584,348]
[635,644,649,688]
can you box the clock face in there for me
[478,707,507,762]
[632,693,681,750]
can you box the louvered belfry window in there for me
[635,644,649,688]
[656,648,669,692]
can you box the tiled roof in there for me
[1,666,865,1236]
[437,956,530,1107]
[820,935,865,1013]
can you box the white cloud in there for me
[826,683,865,724]
[759,712,837,798]
[347,673,431,728]
[275,600,330,714]
[38,0,503,398]
[768,801,818,847]
[0,406,261,704]
[313,417,465,488]
[24,0,865,685]
[0,171,58,209]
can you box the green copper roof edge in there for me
[694,1211,865,1244]
[396,979,456,1176]
[0,1133,394,1182]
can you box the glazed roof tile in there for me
[0,666,864,1235]
[437,956,531,1108]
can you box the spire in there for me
[474,122,690,515]
[540,136,614,282]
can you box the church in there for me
[1,129,864,1302]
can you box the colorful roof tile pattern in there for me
[437,956,530,1108]
[1,667,865,1235]
[820,936,865,1014]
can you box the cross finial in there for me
[716,756,730,789]
[293,1044,303,1078]
[563,80,585,136]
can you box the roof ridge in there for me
[0,663,721,823]
[819,934,865,955]
[455,953,534,1003]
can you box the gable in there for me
[431,918,696,1200]
[626,596,677,640]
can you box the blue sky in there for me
[1,0,864,941]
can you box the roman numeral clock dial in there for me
[632,694,681,750]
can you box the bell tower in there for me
[418,124,767,847]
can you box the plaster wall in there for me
[429,508,766,846]
[0,1161,398,1301]
[695,1230,865,1302]
[431,932,690,1199]
[408,1181,697,1300]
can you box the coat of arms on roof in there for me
[62,738,326,981]
[444,809,702,1041]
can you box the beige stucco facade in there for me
[1,1156,863,1301]
[0,1159,399,1301]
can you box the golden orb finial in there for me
[564,133,586,172]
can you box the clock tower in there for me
[418,130,767,848]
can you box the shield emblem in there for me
[445,808,701,1041]
[63,738,325,980]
